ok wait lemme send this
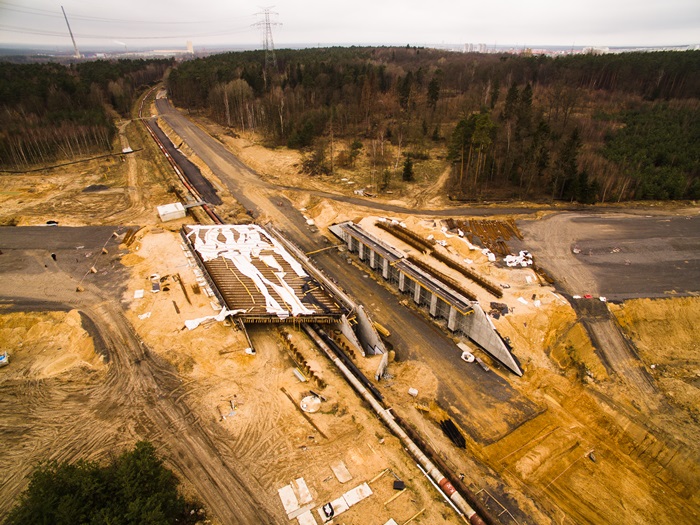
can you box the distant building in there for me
[151,41,196,57]
[463,43,488,53]
[583,47,610,55]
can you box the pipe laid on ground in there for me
[303,324,486,525]
[139,90,221,226]
[313,324,383,402]
[414,462,467,523]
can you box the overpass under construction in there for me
[182,224,344,324]
[330,221,522,376]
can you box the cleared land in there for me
[1,92,699,525]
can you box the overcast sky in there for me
[1,0,699,50]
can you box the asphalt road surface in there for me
[154,98,544,219]
[154,98,700,519]
[518,212,700,300]
[311,249,542,444]
[517,211,699,405]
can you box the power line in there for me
[0,24,252,41]
[1,2,255,26]
[0,3,257,45]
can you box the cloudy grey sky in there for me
[1,0,699,50]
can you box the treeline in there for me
[166,47,700,202]
[0,58,171,169]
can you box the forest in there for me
[167,47,700,202]
[0,58,171,169]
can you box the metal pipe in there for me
[414,462,468,523]
[137,89,222,224]
[312,324,383,402]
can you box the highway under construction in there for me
[2,86,698,525]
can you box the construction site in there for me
[1,85,699,525]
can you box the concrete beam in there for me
[340,314,364,356]
[464,304,522,376]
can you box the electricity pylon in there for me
[254,6,281,88]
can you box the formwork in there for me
[182,224,344,324]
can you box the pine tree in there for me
[402,156,414,181]
[553,128,582,201]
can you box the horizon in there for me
[1,1,698,52]
[1,41,696,58]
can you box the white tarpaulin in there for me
[186,225,314,318]
[505,250,533,267]
[185,307,245,330]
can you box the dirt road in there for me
[154,94,553,520]
[146,116,222,206]
[156,97,548,220]
[572,298,658,407]
[312,249,542,445]
[0,227,282,523]
[156,97,543,444]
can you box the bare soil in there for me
[611,297,700,429]
[1,96,699,525]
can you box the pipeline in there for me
[393,413,498,525]
[303,324,487,525]
[311,324,383,403]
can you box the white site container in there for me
[157,202,186,222]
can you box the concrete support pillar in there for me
[414,283,421,304]
[429,294,438,317]
[358,242,365,261]
[369,249,376,269]
[382,258,389,279]
[398,272,406,292]
[447,306,458,331]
